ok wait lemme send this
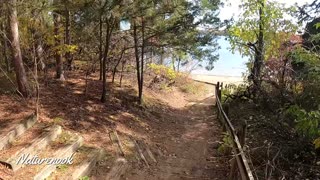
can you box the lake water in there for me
[192,37,249,78]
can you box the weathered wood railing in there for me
[215,81,254,180]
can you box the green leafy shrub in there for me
[218,132,233,155]
[286,105,320,149]
[289,47,320,110]
[221,83,248,102]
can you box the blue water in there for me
[192,37,249,77]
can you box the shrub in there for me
[221,83,248,102]
[286,105,320,149]
[147,63,179,91]
[147,63,177,81]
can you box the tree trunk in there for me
[7,0,29,97]
[140,17,145,105]
[101,24,109,103]
[101,18,115,103]
[159,47,164,65]
[53,7,64,80]
[65,9,73,70]
[177,57,181,72]
[31,30,40,115]
[99,12,103,80]
[251,0,265,95]
[133,20,142,104]
[1,15,10,72]
[171,57,175,71]
[119,60,126,87]
[35,37,45,72]
[112,49,125,83]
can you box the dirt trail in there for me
[0,72,228,180]
[123,93,228,179]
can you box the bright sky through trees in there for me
[192,0,314,77]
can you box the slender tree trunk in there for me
[7,0,29,97]
[101,18,114,103]
[53,7,64,80]
[171,57,175,71]
[177,57,181,72]
[119,60,126,87]
[159,47,164,65]
[133,17,146,104]
[133,20,142,104]
[101,24,110,103]
[65,9,72,70]
[1,16,10,72]
[139,17,145,105]
[35,37,45,72]
[112,49,125,83]
[99,12,103,80]
[31,30,40,115]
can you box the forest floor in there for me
[0,70,228,179]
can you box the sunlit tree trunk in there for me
[7,0,30,97]
[177,57,181,72]
[99,10,103,80]
[65,9,73,70]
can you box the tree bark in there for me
[53,6,64,80]
[35,37,45,72]
[140,17,145,105]
[119,60,126,87]
[99,11,103,80]
[177,57,181,72]
[7,0,30,97]
[133,18,145,105]
[159,47,164,65]
[101,18,115,103]
[171,57,175,71]
[112,49,125,83]
[133,20,142,104]
[1,14,10,72]
[65,9,73,70]
[251,0,265,95]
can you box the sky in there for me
[192,0,314,77]
[219,0,312,21]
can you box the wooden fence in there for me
[215,81,254,180]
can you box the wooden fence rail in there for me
[215,81,254,180]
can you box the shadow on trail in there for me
[36,72,228,179]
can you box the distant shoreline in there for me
[190,74,245,85]
[191,73,243,78]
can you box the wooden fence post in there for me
[222,104,229,132]
[213,80,253,180]
[238,121,247,147]
[216,81,220,107]
[229,156,237,180]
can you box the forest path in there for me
[122,91,228,180]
